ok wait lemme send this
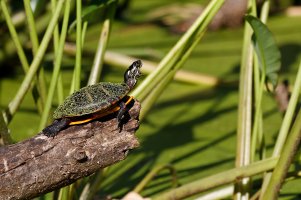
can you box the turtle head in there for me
[124,60,142,89]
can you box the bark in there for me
[0,100,141,200]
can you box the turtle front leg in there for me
[42,118,71,137]
[117,101,128,131]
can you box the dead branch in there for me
[0,100,141,200]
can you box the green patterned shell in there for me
[53,82,130,119]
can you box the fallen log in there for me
[0,100,141,200]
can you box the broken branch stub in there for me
[0,100,141,200]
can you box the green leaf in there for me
[245,15,281,88]
[68,0,116,33]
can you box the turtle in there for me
[42,60,142,137]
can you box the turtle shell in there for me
[53,82,130,119]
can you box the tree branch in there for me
[0,100,141,200]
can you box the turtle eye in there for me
[133,60,142,68]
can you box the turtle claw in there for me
[118,121,123,133]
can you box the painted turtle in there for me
[42,60,142,137]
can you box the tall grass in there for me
[0,0,300,199]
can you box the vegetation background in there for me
[0,0,301,199]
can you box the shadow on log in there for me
[0,100,141,200]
